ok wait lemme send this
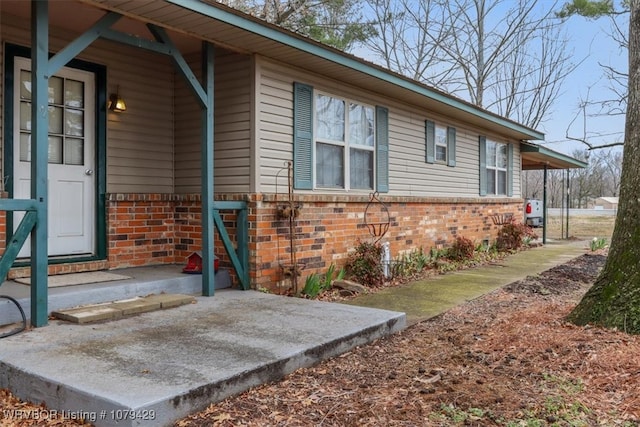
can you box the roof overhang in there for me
[520,142,587,170]
[62,0,544,142]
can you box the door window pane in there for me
[49,106,64,134]
[48,76,63,105]
[65,138,84,165]
[20,102,31,131]
[19,133,31,162]
[65,79,84,108]
[48,136,63,164]
[20,70,32,100]
[65,109,84,136]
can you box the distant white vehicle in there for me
[524,198,543,227]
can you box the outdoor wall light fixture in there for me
[108,87,126,112]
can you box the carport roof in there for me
[76,0,545,141]
[520,142,588,170]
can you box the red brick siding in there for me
[107,194,176,268]
[250,195,522,292]
[0,193,522,290]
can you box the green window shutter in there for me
[293,82,313,189]
[425,120,435,164]
[507,143,514,196]
[376,106,389,193]
[479,136,487,196]
[447,126,456,167]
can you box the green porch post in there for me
[201,41,215,295]
[543,164,548,245]
[31,0,50,326]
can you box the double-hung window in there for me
[485,139,508,195]
[425,120,456,166]
[315,93,375,190]
[479,136,512,196]
[293,82,388,192]
[434,125,448,162]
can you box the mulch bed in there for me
[2,251,639,426]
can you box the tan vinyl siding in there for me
[174,49,252,194]
[0,12,175,194]
[389,109,480,197]
[257,57,523,198]
[512,142,522,196]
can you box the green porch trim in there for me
[100,29,173,56]
[0,211,37,283]
[148,25,208,106]
[201,41,216,295]
[0,199,39,211]
[167,0,544,141]
[48,12,121,75]
[30,0,50,327]
[212,205,250,290]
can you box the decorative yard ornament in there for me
[364,191,390,243]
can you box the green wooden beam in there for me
[213,210,249,290]
[236,207,250,290]
[0,212,37,283]
[48,12,121,75]
[31,0,50,327]
[100,28,174,56]
[201,41,215,295]
[0,199,39,211]
[147,24,207,106]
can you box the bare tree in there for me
[364,0,455,85]
[366,0,575,129]
[594,149,623,195]
[559,2,628,150]
[568,150,604,207]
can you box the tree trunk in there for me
[567,0,640,333]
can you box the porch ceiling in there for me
[520,142,588,170]
[3,0,544,142]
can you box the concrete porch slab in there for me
[0,290,405,427]
[0,266,231,326]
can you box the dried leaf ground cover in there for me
[178,253,640,427]
[2,252,640,426]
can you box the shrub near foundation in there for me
[346,240,385,287]
[447,236,475,261]
[496,220,538,251]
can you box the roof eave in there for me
[520,142,588,170]
[164,0,544,141]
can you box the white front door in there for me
[13,57,96,258]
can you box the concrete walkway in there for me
[0,240,588,427]
[346,240,589,325]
